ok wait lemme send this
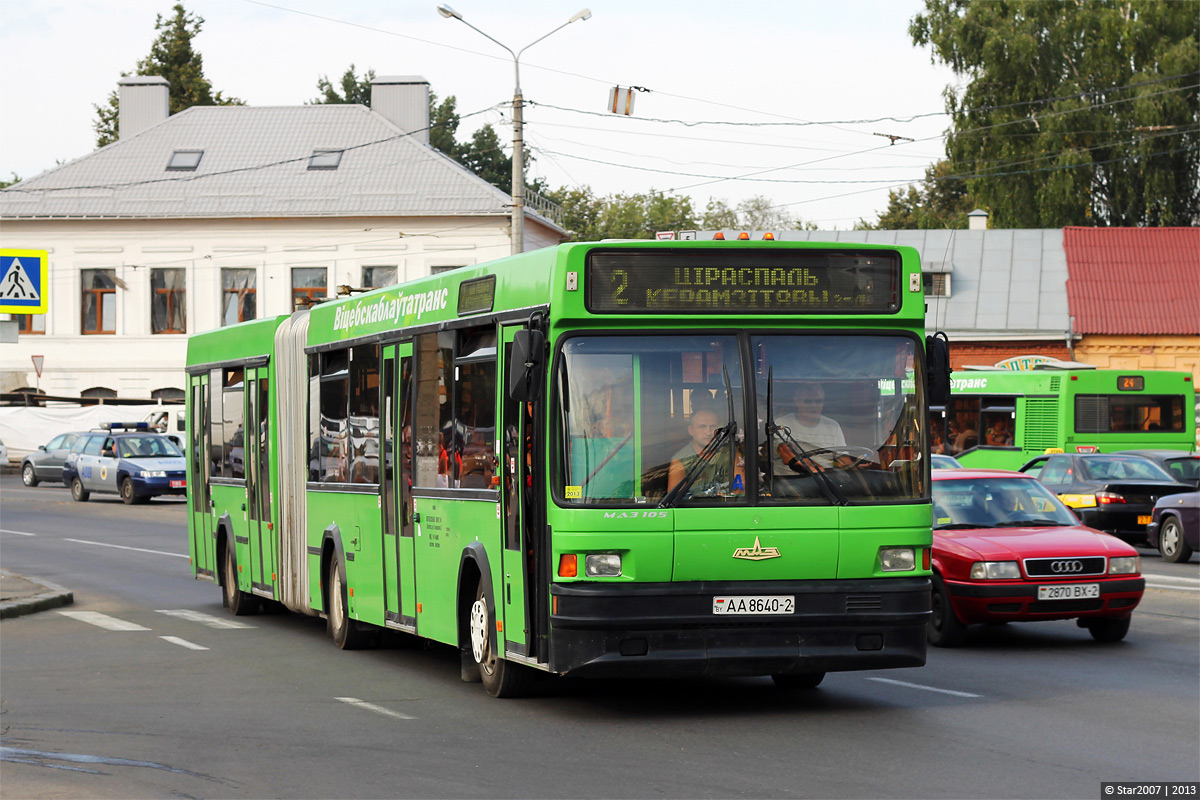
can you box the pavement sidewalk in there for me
[0,569,74,619]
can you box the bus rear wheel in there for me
[328,551,368,650]
[222,541,260,616]
[467,579,530,698]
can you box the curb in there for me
[0,580,75,620]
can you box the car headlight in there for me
[1108,556,1140,575]
[879,547,916,572]
[584,554,622,577]
[142,470,167,478]
[970,561,1021,580]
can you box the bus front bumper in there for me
[548,577,930,679]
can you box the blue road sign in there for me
[0,249,49,314]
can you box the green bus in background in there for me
[186,240,949,697]
[933,367,1196,470]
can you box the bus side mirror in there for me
[509,328,546,402]
[926,332,951,406]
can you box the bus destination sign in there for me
[586,249,901,314]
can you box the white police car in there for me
[63,423,187,504]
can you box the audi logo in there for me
[1050,560,1085,573]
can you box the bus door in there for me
[382,343,417,629]
[245,367,273,597]
[500,326,544,661]
[189,373,216,578]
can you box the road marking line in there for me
[866,677,982,698]
[58,611,150,632]
[0,529,38,536]
[1146,582,1200,592]
[160,636,209,651]
[335,697,415,720]
[63,539,188,559]
[156,609,254,629]
[1143,574,1200,585]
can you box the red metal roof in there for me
[1063,227,1200,335]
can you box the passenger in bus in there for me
[667,408,743,496]
[985,416,1012,446]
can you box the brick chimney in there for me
[370,76,431,145]
[118,76,170,139]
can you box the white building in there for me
[0,75,565,400]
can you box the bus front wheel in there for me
[467,579,530,698]
[327,551,367,649]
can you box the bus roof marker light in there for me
[737,232,750,240]
[762,232,775,240]
[712,232,725,240]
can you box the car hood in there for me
[935,525,1136,561]
[126,457,186,472]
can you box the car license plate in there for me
[1037,583,1100,601]
[713,595,795,615]
[170,480,186,488]
[1137,515,1152,525]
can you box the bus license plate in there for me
[170,480,186,488]
[1137,515,1152,525]
[713,596,795,615]
[1037,584,1099,601]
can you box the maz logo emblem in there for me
[733,536,782,561]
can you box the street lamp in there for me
[437,5,591,254]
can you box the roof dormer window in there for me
[308,149,343,170]
[166,150,204,171]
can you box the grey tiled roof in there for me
[754,229,1071,340]
[0,105,541,222]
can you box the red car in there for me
[929,469,1145,646]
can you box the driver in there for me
[668,408,744,496]
[774,383,853,471]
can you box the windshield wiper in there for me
[992,519,1063,527]
[660,366,739,508]
[935,522,995,530]
[764,367,843,505]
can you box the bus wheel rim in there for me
[470,599,488,663]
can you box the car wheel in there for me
[70,477,89,502]
[120,477,137,505]
[222,540,260,616]
[927,573,968,647]
[1085,616,1130,643]
[21,463,39,487]
[465,579,530,697]
[1158,517,1194,564]
[327,550,367,649]
[772,672,826,690]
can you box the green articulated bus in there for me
[186,240,950,697]
[934,367,1196,471]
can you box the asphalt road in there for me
[1,475,1197,799]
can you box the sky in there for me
[0,0,963,229]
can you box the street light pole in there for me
[437,5,591,255]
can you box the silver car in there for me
[21,432,85,486]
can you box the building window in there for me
[151,268,187,334]
[151,387,186,403]
[292,267,327,308]
[81,269,117,335]
[166,150,204,171]
[308,149,343,170]
[81,386,118,400]
[221,269,256,326]
[430,265,464,275]
[922,272,951,297]
[17,314,45,334]
[362,266,397,289]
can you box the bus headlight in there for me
[879,547,915,572]
[1108,556,1140,575]
[585,554,622,577]
[970,561,1020,580]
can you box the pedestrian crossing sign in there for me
[0,249,49,314]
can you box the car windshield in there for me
[931,454,962,469]
[555,333,925,506]
[117,435,182,459]
[1165,457,1199,484]
[933,476,1078,529]
[1079,456,1175,482]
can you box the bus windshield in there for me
[556,333,924,506]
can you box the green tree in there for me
[0,173,20,189]
[312,64,374,105]
[93,3,242,147]
[702,195,814,231]
[911,0,1199,227]
[858,160,977,229]
[544,187,699,240]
